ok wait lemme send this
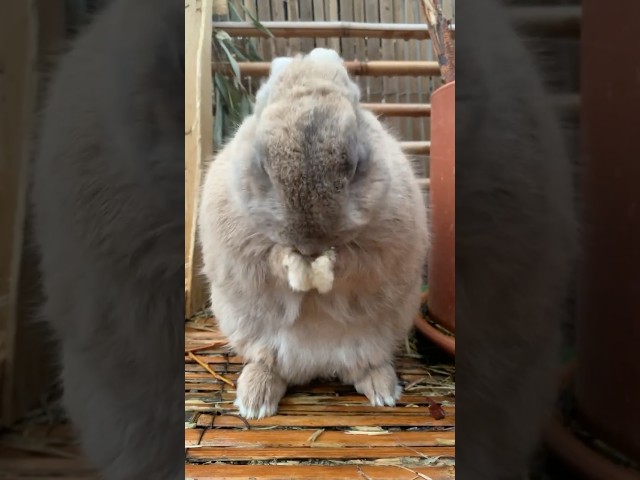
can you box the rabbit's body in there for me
[199,50,428,418]
[456,0,578,478]
[31,1,183,479]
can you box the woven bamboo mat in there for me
[185,316,456,480]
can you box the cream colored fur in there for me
[198,49,429,419]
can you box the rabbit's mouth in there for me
[292,232,362,258]
[293,243,326,257]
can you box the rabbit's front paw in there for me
[354,363,402,407]
[283,252,313,292]
[234,363,287,420]
[311,249,336,294]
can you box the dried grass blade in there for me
[188,351,235,388]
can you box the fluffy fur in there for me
[31,1,183,479]
[198,49,429,419]
[455,0,578,478]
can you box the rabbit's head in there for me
[236,49,389,256]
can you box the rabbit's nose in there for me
[294,243,323,257]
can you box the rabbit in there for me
[455,0,579,478]
[30,0,183,479]
[198,48,430,420]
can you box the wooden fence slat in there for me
[353,0,366,100]
[270,0,287,55]
[415,0,432,176]
[365,0,383,109]
[406,4,422,144]
[211,20,432,39]
[326,1,341,52]
[394,0,408,141]
[363,103,432,117]
[185,0,214,318]
[298,0,315,53]
[287,0,302,55]
[254,0,273,60]
[211,6,581,39]
[378,0,399,136]
[402,141,431,154]
[339,0,355,60]
[214,60,441,76]
[312,0,326,48]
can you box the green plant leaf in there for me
[245,38,262,62]
[227,0,243,21]
[230,0,274,38]
[227,41,250,62]
[214,72,234,111]
[216,38,241,86]
[214,86,224,149]
[238,95,252,119]
[211,9,264,147]
[215,30,232,42]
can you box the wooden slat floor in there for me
[185,316,456,480]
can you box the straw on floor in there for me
[185,315,456,479]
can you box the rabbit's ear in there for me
[270,56,294,78]
[254,56,294,116]
[348,80,361,104]
[307,48,360,103]
[307,47,342,64]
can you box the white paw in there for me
[234,364,287,420]
[311,250,336,294]
[283,253,312,292]
[355,365,402,407]
[365,384,402,407]
[233,396,278,420]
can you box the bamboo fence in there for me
[185,0,581,317]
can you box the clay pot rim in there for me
[543,361,640,480]
[432,79,456,96]
[414,290,456,357]
[414,315,455,357]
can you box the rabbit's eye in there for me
[350,142,371,183]
[259,158,269,176]
[251,152,272,192]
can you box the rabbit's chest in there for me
[273,320,370,384]
[271,297,385,384]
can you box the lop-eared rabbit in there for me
[198,48,430,419]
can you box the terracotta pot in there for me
[425,81,455,334]
[572,0,640,466]
[543,3,640,476]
